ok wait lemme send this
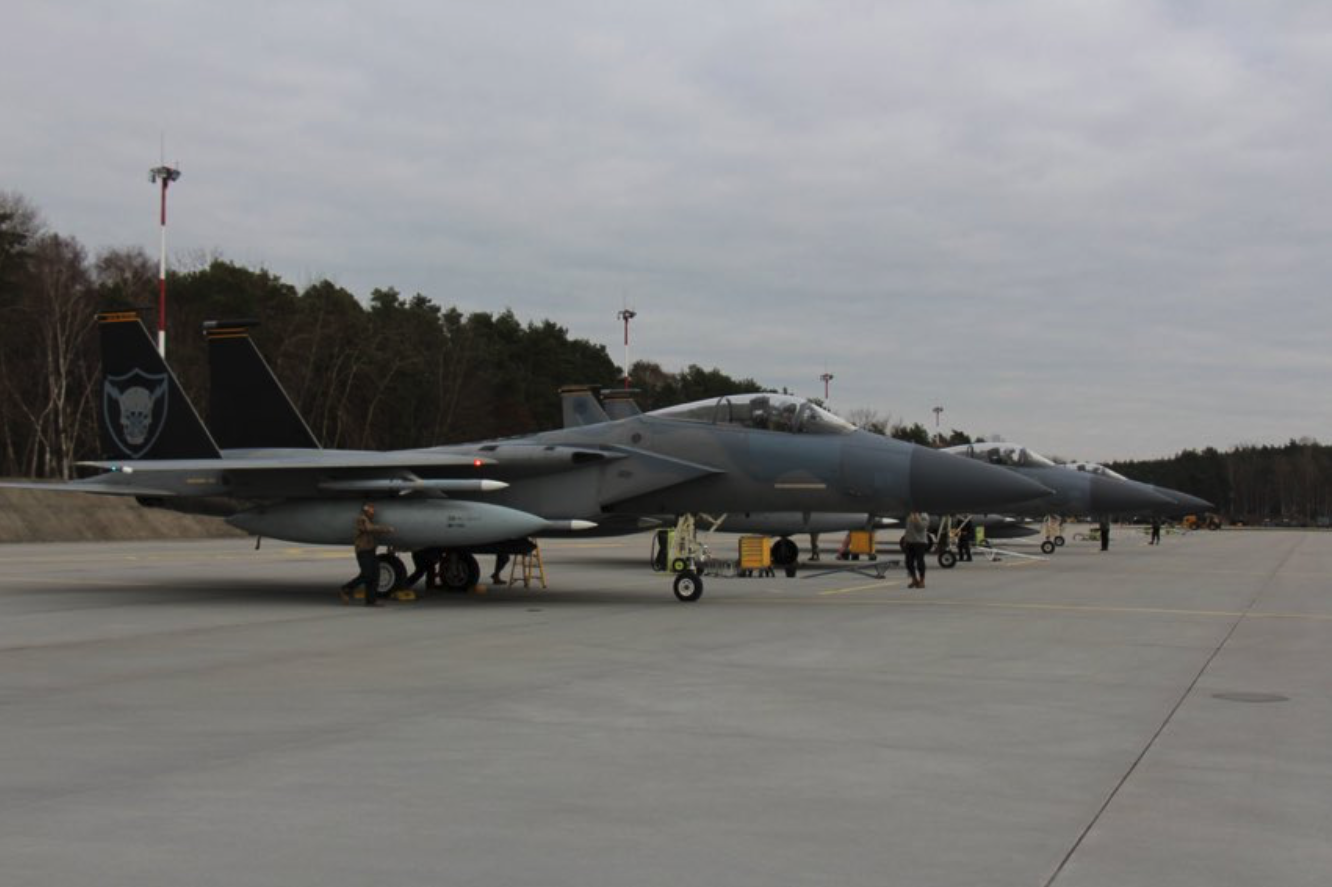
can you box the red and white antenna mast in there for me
[616,304,637,389]
[148,150,181,356]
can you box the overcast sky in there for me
[4,1,1331,460]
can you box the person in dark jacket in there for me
[341,503,394,606]
[902,510,931,588]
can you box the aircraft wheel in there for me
[938,550,958,569]
[1054,535,1066,547]
[670,557,690,573]
[1041,540,1056,555]
[440,552,481,591]
[771,537,799,567]
[673,571,704,602]
[376,554,406,593]
[784,565,797,578]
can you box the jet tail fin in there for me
[98,312,221,460]
[560,385,610,428]
[602,389,642,420]
[203,320,321,449]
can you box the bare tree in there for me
[13,233,97,477]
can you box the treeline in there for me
[4,191,1329,524]
[0,192,761,478]
[1109,440,1332,526]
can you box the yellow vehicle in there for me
[1183,513,1223,530]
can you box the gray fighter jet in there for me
[6,313,1050,601]
[943,441,1178,521]
[204,320,1053,590]
[1062,461,1215,516]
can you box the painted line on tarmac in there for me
[739,594,1332,622]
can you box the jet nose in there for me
[1087,475,1177,515]
[908,447,1053,513]
[1156,487,1216,514]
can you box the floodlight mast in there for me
[148,164,181,355]
[617,307,637,389]
[820,371,834,401]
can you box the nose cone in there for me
[1088,475,1177,515]
[908,447,1052,513]
[1154,486,1216,514]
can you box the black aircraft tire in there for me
[440,552,481,591]
[673,571,704,602]
[1054,535,1066,547]
[1041,540,1057,555]
[938,550,958,569]
[376,554,406,593]
[771,537,799,567]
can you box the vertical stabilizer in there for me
[98,312,220,460]
[204,320,321,450]
[560,386,610,428]
[602,389,642,420]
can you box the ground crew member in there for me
[490,553,510,584]
[957,518,974,562]
[341,503,395,606]
[903,510,931,589]
[1099,517,1111,552]
[1149,517,1162,545]
[405,546,443,588]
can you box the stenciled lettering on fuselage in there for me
[103,369,168,458]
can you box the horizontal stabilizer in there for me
[80,451,498,473]
[0,477,182,498]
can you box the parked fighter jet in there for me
[1062,461,1215,516]
[943,442,1177,529]
[202,319,1051,593]
[6,313,1050,602]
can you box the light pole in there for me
[617,307,637,388]
[933,405,944,428]
[820,371,834,401]
[149,163,181,355]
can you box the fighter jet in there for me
[942,442,1178,521]
[201,319,1051,592]
[7,313,1050,602]
[1062,461,1215,516]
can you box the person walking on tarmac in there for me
[1099,516,1111,552]
[902,510,931,589]
[341,503,395,606]
[1149,516,1162,545]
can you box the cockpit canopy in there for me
[1067,461,1128,480]
[948,442,1056,469]
[649,393,856,435]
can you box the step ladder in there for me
[507,545,547,589]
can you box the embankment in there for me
[0,484,244,543]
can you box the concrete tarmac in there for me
[1,528,1329,886]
